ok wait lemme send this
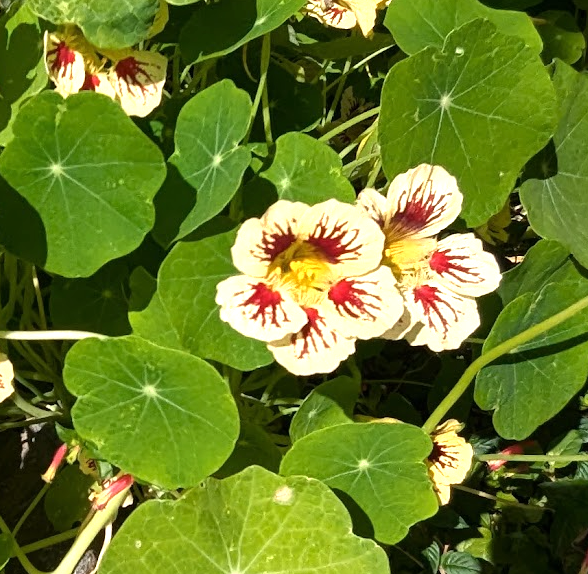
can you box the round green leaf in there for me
[520,61,588,270]
[0,91,166,277]
[180,0,307,64]
[379,19,557,227]
[171,80,252,241]
[475,273,588,440]
[64,336,240,488]
[130,229,273,371]
[290,376,359,443]
[385,0,542,55]
[99,466,390,574]
[27,0,160,48]
[260,132,355,204]
[281,422,438,544]
[536,11,585,65]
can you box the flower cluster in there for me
[43,7,168,118]
[304,0,390,37]
[216,164,501,375]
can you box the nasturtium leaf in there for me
[483,0,541,7]
[180,0,307,64]
[64,336,240,489]
[166,0,201,4]
[99,466,389,574]
[440,551,482,574]
[128,266,157,313]
[536,11,585,65]
[170,80,252,241]
[44,466,94,532]
[296,33,395,59]
[475,273,588,440]
[520,61,588,269]
[385,0,542,55]
[50,260,131,337]
[260,133,355,204]
[497,239,571,304]
[216,421,282,477]
[281,422,438,544]
[379,19,557,227]
[130,230,273,371]
[0,91,166,277]
[290,376,359,442]
[0,533,11,570]
[27,0,160,48]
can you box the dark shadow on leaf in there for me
[520,139,558,183]
[331,488,375,540]
[0,175,47,266]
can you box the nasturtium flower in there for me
[44,29,89,97]
[0,353,14,404]
[427,419,473,505]
[304,0,390,37]
[41,443,68,483]
[357,164,501,351]
[216,199,404,376]
[107,50,167,118]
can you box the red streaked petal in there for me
[216,275,307,342]
[268,307,355,376]
[386,164,462,241]
[324,266,404,339]
[43,31,86,97]
[304,0,357,29]
[403,282,480,351]
[300,199,385,277]
[231,201,308,277]
[356,188,388,229]
[430,233,501,297]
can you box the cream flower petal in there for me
[299,199,385,277]
[305,1,357,30]
[81,72,116,100]
[385,164,462,241]
[340,0,382,36]
[231,201,309,277]
[44,31,86,97]
[380,306,416,341]
[0,353,15,404]
[429,233,501,297]
[108,50,167,117]
[403,281,480,351]
[356,188,388,229]
[216,275,307,343]
[268,307,356,376]
[324,266,404,339]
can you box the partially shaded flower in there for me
[427,419,473,505]
[90,474,134,510]
[304,0,390,37]
[43,29,88,97]
[107,50,167,117]
[486,440,539,471]
[357,164,501,351]
[0,353,14,404]
[41,443,68,483]
[216,199,404,375]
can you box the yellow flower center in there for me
[384,237,437,278]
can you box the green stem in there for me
[11,392,55,419]
[365,157,382,188]
[0,330,107,341]
[478,454,588,463]
[12,483,51,537]
[318,107,380,143]
[325,57,352,125]
[422,293,588,434]
[20,530,79,555]
[342,152,380,176]
[0,512,43,574]
[260,33,273,146]
[244,35,272,145]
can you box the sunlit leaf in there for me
[171,80,252,241]
[520,61,588,269]
[281,421,438,544]
[379,19,557,227]
[99,466,390,574]
[130,230,273,371]
[64,336,240,489]
[536,11,585,65]
[0,92,166,277]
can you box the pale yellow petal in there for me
[216,275,307,342]
[304,1,357,29]
[430,233,501,297]
[268,307,356,376]
[109,50,167,117]
[43,31,86,97]
[340,0,381,36]
[82,72,116,100]
[231,201,309,277]
[385,164,462,241]
[0,353,14,403]
[323,265,404,339]
[298,198,385,278]
[356,188,388,229]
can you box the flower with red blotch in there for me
[44,29,89,97]
[304,0,390,37]
[106,50,167,118]
[357,164,501,351]
[216,199,404,375]
[428,419,473,505]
